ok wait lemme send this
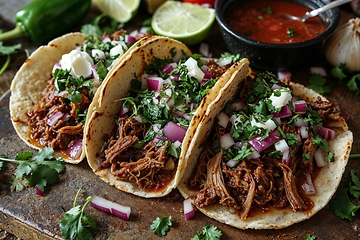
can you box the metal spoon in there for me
[282,0,354,22]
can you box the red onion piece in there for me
[282,149,291,166]
[310,67,327,76]
[46,111,64,127]
[202,69,212,79]
[314,125,335,140]
[216,112,229,128]
[119,107,129,116]
[220,133,235,149]
[246,148,260,160]
[102,36,111,43]
[292,100,307,114]
[169,74,180,81]
[302,172,316,195]
[231,101,245,111]
[294,117,308,127]
[91,49,105,60]
[162,121,187,143]
[277,70,291,80]
[67,139,82,159]
[248,130,281,153]
[90,196,131,220]
[146,76,164,91]
[161,63,177,74]
[271,83,282,91]
[226,159,239,168]
[275,139,289,153]
[35,186,43,196]
[300,126,309,139]
[125,34,137,44]
[183,199,195,220]
[272,105,292,118]
[314,148,328,167]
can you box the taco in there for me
[84,35,250,198]
[9,29,146,164]
[178,71,353,229]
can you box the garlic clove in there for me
[324,18,360,72]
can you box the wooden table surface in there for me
[1,2,360,240]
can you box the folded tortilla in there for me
[84,35,250,198]
[9,31,139,164]
[178,73,353,229]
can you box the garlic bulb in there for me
[324,18,360,72]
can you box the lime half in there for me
[151,1,216,45]
[94,0,140,23]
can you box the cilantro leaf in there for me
[329,188,360,221]
[307,73,332,94]
[331,64,360,95]
[191,225,222,240]
[0,147,65,193]
[0,42,21,56]
[60,189,96,240]
[306,234,317,240]
[150,216,172,236]
[349,170,360,199]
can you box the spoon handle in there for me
[308,0,354,17]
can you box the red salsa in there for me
[225,0,327,44]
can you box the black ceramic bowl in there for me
[215,0,340,70]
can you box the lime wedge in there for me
[151,1,216,45]
[93,0,140,23]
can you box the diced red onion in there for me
[302,172,316,195]
[277,70,291,80]
[300,126,309,139]
[162,121,187,143]
[91,66,100,83]
[146,76,164,91]
[183,113,193,121]
[166,98,174,108]
[248,130,281,153]
[282,149,291,166]
[310,67,327,76]
[161,63,177,74]
[90,196,131,220]
[125,34,137,44]
[52,62,61,73]
[292,100,307,114]
[61,113,70,121]
[173,140,182,149]
[91,49,105,60]
[314,125,335,140]
[46,111,64,127]
[35,186,43,196]
[275,139,289,153]
[67,139,82,159]
[271,83,282,91]
[199,42,210,57]
[202,69,212,79]
[234,141,243,148]
[294,117,308,127]
[183,199,195,220]
[102,36,111,43]
[219,133,235,149]
[272,105,292,118]
[226,159,239,168]
[314,148,328,167]
[231,101,245,111]
[274,117,281,124]
[169,74,180,81]
[216,112,229,128]
[154,134,167,142]
[133,115,143,123]
[217,56,232,66]
[119,107,129,116]
[246,148,260,160]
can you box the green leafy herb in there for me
[191,225,222,240]
[218,52,242,64]
[287,28,296,38]
[0,147,65,192]
[150,216,172,236]
[307,73,333,94]
[0,41,21,75]
[329,170,360,221]
[306,234,317,240]
[60,188,96,240]
[331,63,360,95]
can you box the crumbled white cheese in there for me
[269,88,292,108]
[250,118,276,131]
[59,49,94,79]
[182,57,205,82]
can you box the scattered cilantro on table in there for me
[191,224,222,240]
[331,63,360,95]
[306,234,316,240]
[0,147,65,193]
[60,188,96,240]
[307,73,333,94]
[329,170,360,221]
[0,32,21,75]
[150,216,172,236]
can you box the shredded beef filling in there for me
[187,82,339,220]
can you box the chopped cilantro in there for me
[191,225,222,240]
[331,63,360,95]
[0,41,21,75]
[218,52,242,64]
[150,216,172,236]
[329,170,360,221]
[306,234,317,240]
[59,188,96,240]
[308,73,333,94]
[287,28,296,38]
[0,147,65,193]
